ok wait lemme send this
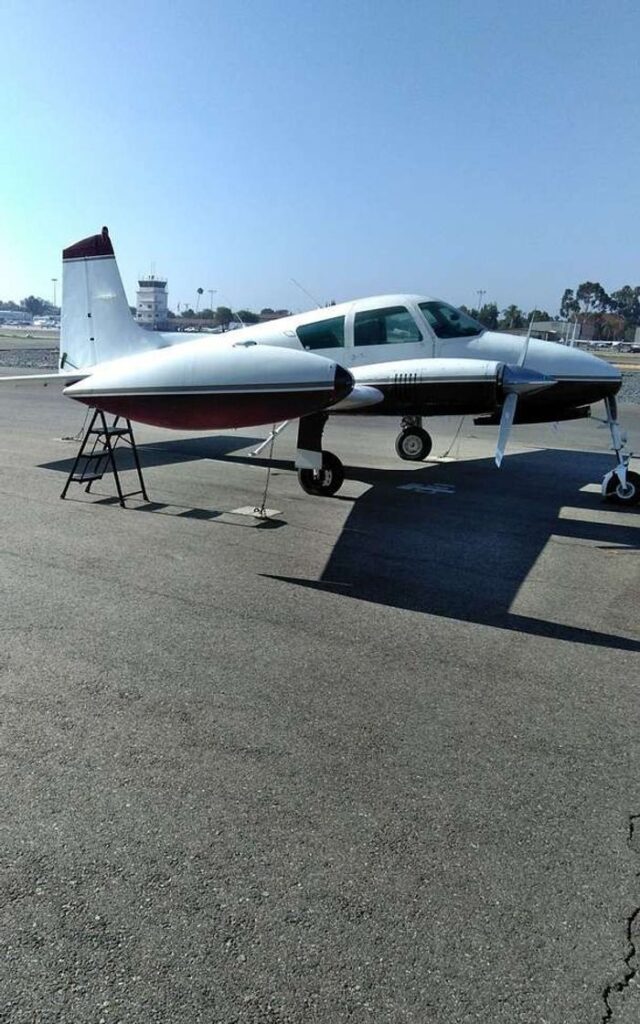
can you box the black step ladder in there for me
[61,409,149,507]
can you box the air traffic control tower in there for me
[135,275,168,328]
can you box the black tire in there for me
[395,427,433,461]
[298,451,345,496]
[604,470,640,506]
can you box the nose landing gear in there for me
[395,416,433,461]
[601,396,640,505]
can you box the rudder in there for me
[60,227,163,370]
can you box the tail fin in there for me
[60,227,163,370]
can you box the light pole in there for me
[51,278,58,308]
[208,289,217,311]
[476,289,486,312]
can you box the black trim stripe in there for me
[70,382,334,397]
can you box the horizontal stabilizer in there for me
[0,371,89,387]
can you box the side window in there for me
[354,306,422,346]
[296,316,345,350]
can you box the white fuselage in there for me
[153,293,620,419]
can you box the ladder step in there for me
[71,472,104,482]
[88,426,131,437]
[81,450,109,459]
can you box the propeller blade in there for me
[517,314,536,367]
[495,392,518,467]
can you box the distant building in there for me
[0,309,32,324]
[508,321,579,343]
[136,276,168,328]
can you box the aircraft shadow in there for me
[41,438,639,649]
[40,435,284,529]
[259,448,640,652]
[40,434,264,476]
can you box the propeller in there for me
[517,311,535,367]
[495,392,518,467]
[494,315,556,467]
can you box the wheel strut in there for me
[601,396,639,505]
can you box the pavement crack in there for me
[601,813,640,1021]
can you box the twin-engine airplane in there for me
[3,227,637,504]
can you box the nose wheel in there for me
[604,468,640,505]
[395,416,432,461]
[601,396,640,505]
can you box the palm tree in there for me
[501,304,525,330]
[195,287,204,313]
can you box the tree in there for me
[476,302,498,330]
[526,308,551,323]
[575,281,609,314]
[560,288,579,319]
[593,313,626,341]
[499,304,525,330]
[195,287,204,313]
[609,286,640,325]
[20,295,49,315]
[214,305,234,330]
[236,309,261,324]
[199,308,215,319]
[181,307,196,318]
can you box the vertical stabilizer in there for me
[60,227,164,370]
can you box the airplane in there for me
[2,227,636,506]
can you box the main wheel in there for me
[298,451,345,496]
[604,470,640,505]
[395,427,432,461]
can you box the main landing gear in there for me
[395,416,433,461]
[602,396,640,505]
[294,413,435,496]
[296,412,345,497]
[298,450,344,496]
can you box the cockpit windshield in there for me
[419,301,484,339]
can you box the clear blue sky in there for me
[1,0,638,315]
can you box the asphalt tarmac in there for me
[1,377,639,1024]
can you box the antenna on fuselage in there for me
[290,278,323,309]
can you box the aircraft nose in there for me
[526,338,622,404]
[567,345,621,397]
